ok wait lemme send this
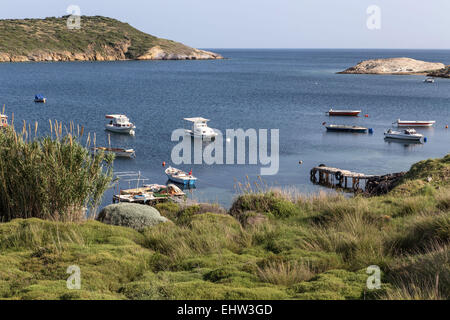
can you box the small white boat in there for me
[184,117,218,139]
[424,78,435,83]
[0,114,8,128]
[105,115,136,135]
[384,128,424,141]
[394,119,436,127]
[165,166,197,186]
[91,147,136,158]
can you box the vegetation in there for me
[0,152,448,299]
[0,16,208,59]
[0,121,114,222]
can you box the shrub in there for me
[389,215,450,253]
[0,125,113,222]
[97,203,168,231]
[257,260,314,286]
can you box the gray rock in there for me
[97,203,168,231]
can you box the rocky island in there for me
[338,57,446,75]
[0,16,223,62]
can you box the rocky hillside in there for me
[338,57,445,75]
[0,16,223,62]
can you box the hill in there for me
[0,154,448,300]
[0,16,223,62]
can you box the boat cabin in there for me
[106,114,133,127]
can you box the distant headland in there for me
[338,57,449,78]
[0,16,223,62]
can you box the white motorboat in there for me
[165,166,197,186]
[424,77,435,83]
[394,119,436,127]
[105,115,136,135]
[184,117,218,139]
[384,128,424,141]
[91,147,136,158]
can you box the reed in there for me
[0,121,114,222]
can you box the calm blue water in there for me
[0,49,449,208]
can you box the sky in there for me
[1,0,449,49]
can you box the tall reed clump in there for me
[0,121,114,222]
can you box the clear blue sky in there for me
[1,0,449,49]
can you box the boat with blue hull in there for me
[34,94,46,103]
[165,167,197,186]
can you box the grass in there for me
[0,154,449,299]
[0,16,212,60]
[0,122,114,222]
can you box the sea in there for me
[0,49,449,208]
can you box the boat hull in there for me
[396,121,435,127]
[326,126,368,133]
[328,111,361,116]
[384,133,423,141]
[166,174,197,186]
[185,130,218,140]
[105,124,135,134]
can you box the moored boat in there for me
[184,117,218,139]
[34,94,47,103]
[91,147,136,158]
[105,114,136,135]
[394,119,436,127]
[327,109,361,116]
[325,124,369,133]
[0,114,8,128]
[384,128,424,141]
[165,166,197,186]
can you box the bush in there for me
[0,125,113,222]
[97,203,168,231]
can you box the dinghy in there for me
[325,124,369,133]
[91,147,136,158]
[165,167,197,186]
[34,94,47,103]
[327,109,361,116]
[394,119,436,127]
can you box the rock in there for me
[428,66,450,78]
[97,203,168,231]
[339,57,445,75]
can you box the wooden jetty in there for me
[310,164,406,194]
[310,165,378,192]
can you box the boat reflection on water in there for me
[384,137,425,149]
